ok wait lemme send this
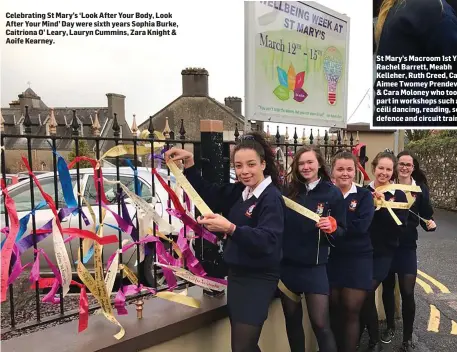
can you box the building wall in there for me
[141,292,391,352]
[3,150,71,173]
[408,138,457,211]
[358,132,400,181]
[141,299,318,352]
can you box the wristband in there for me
[226,223,236,236]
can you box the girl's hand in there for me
[197,213,235,234]
[316,216,337,234]
[426,219,437,230]
[164,147,195,168]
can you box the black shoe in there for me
[368,341,383,351]
[400,341,415,351]
[380,328,395,344]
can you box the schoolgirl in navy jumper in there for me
[280,146,346,352]
[164,132,285,352]
[327,152,375,352]
[359,152,409,351]
[381,152,436,351]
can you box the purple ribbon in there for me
[166,208,217,244]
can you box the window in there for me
[83,175,153,205]
[0,175,79,214]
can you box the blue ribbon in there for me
[125,158,142,196]
[48,141,78,211]
[1,200,47,249]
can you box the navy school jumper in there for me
[399,181,435,250]
[183,165,285,270]
[282,179,347,266]
[330,185,376,256]
[366,184,409,257]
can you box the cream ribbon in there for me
[166,160,213,215]
[283,196,321,222]
[51,218,72,296]
[104,178,175,235]
[156,263,226,292]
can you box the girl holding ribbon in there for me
[327,152,375,352]
[165,132,285,352]
[279,146,346,352]
[380,151,436,351]
[359,151,409,351]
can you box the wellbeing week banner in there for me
[245,1,350,128]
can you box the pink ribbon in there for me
[28,249,63,305]
[167,209,217,245]
[114,284,156,315]
[100,203,133,235]
[1,188,20,302]
[7,246,32,286]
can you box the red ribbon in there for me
[33,278,88,332]
[0,187,20,302]
[151,168,185,213]
[352,144,370,181]
[62,228,119,245]
[21,157,64,234]
[68,156,109,205]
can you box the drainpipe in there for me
[394,130,399,155]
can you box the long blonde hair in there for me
[374,0,444,45]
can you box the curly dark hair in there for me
[232,131,280,188]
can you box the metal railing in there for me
[0,107,364,337]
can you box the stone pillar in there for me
[198,120,226,296]
[200,120,224,185]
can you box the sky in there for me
[1,0,373,135]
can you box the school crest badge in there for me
[349,199,358,211]
[245,203,256,218]
[316,203,324,216]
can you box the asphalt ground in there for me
[359,209,457,352]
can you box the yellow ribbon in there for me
[156,263,226,292]
[376,184,421,194]
[100,145,152,161]
[282,196,321,222]
[166,160,213,215]
[155,291,201,308]
[139,130,167,144]
[120,262,201,309]
[119,264,139,286]
[278,280,301,302]
[373,184,422,225]
[77,199,125,340]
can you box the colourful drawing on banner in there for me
[273,63,308,102]
[323,46,343,106]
